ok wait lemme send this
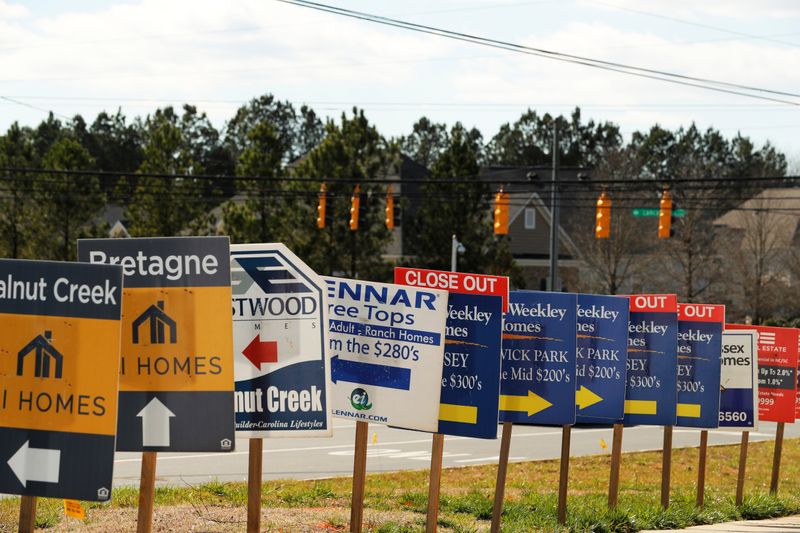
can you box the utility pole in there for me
[548,122,560,292]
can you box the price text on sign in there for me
[726,324,798,423]
[231,243,331,437]
[0,259,123,501]
[79,236,236,452]
[575,294,630,423]
[623,294,679,426]
[395,267,506,439]
[719,330,758,430]
[500,291,578,425]
[676,303,725,428]
[394,267,509,311]
[325,277,448,432]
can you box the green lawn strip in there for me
[2,437,800,531]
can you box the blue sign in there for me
[575,294,630,424]
[438,292,503,439]
[500,291,577,425]
[231,244,331,437]
[623,295,679,426]
[719,331,758,430]
[676,304,724,428]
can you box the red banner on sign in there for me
[393,267,509,312]
[678,303,725,323]
[726,323,798,423]
[626,294,677,313]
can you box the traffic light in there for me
[658,189,673,239]
[349,184,361,231]
[493,186,509,235]
[316,183,327,229]
[595,191,611,239]
[385,185,394,230]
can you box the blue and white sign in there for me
[623,294,679,426]
[324,277,448,432]
[500,291,578,425]
[719,330,759,430]
[231,243,331,437]
[676,303,725,428]
[575,294,630,424]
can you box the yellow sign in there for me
[624,399,657,415]
[439,403,478,424]
[64,500,86,520]
[676,403,701,418]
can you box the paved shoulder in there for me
[640,515,800,532]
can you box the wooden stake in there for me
[696,430,708,508]
[770,422,785,495]
[247,438,263,533]
[425,433,445,533]
[491,422,513,533]
[660,426,673,509]
[18,495,36,533]
[557,424,572,525]
[608,423,623,509]
[350,421,369,533]
[137,451,157,533]
[736,431,749,506]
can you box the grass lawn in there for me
[2,436,800,532]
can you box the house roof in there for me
[713,188,800,248]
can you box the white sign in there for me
[324,277,448,432]
[231,244,332,437]
[719,330,759,431]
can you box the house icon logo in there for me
[17,330,63,379]
[132,300,177,345]
[220,438,232,450]
[97,487,110,500]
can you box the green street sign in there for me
[632,208,685,218]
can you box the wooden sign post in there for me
[18,496,37,533]
[491,422,513,533]
[770,422,785,494]
[247,439,263,533]
[350,421,369,533]
[608,423,623,508]
[425,433,446,533]
[557,425,572,524]
[660,426,673,509]
[696,430,708,507]
[137,451,157,533]
[736,431,749,506]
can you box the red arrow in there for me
[243,335,278,369]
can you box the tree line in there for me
[0,93,792,322]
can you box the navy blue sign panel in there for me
[575,294,630,424]
[623,294,679,426]
[438,292,503,439]
[676,304,725,428]
[719,331,758,430]
[500,291,577,425]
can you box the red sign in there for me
[678,303,725,323]
[726,324,798,423]
[393,267,510,312]
[626,294,677,313]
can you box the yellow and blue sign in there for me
[676,303,725,428]
[575,294,630,423]
[623,294,678,426]
[500,291,577,425]
[719,330,758,430]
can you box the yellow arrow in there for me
[439,403,478,424]
[576,386,603,410]
[499,390,552,416]
[677,403,701,418]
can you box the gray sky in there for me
[1,0,799,161]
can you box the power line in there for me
[275,0,800,106]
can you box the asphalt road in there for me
[111,421,798,487]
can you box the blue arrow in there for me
[331,356,411,390]
[235,256,312,294]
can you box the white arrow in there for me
[137,397,176,447]
[7,441,60,487]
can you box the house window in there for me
[524,208,536,229]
